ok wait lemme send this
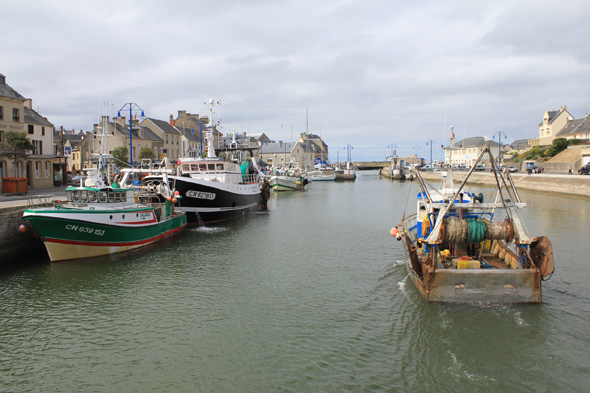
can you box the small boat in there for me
[268,165,308,191]
[22,159,187,262]
[145,100,270,225]
[308,166,336,182]
[393,144,554,303]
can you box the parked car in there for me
[527,165,543,174]
[500,165,518,173]
[579,164,590,175]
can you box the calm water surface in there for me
[1,172,589,392]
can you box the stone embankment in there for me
[419,171,590,198]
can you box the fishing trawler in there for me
[143,99,269,224]
[22,128,187,262]
[393,144,554,303]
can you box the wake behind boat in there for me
[393,144,554,303]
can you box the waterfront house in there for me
[23,100,55,189]
[553,115,590,143]
[1,73,59,190]
[173,110,222,154]
[443,136,501,167]
[140,117,182,162]
[529,106,573,147]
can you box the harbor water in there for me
[1,172,589,392]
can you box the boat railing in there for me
[188,172,259,185]
[27,194,55,209]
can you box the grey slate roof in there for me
[259,142,297,154]
[112,122,163,141]
[176,126,201,142]
[147,117,181,135]
[138,126,164,142]
[449,137,499,149]
[24,106,53,127]
[510,139,530,149]
[555,117,590,138]
[0,73,26,101]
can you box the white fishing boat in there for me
[308,167,336,182]
[393,144,554,303]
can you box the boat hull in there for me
[398,212,542,303]
[269,176,305,191]
[403,257,542,303]
[22,211,187,262]
[170,176,263,224]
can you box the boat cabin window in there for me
[182,165,191,172]
[199,164,207,171]
[216,163,224,170]
[88,191,97,202]
[208,164,216,171]
[80,190,88,202]
[191,164,199,171]
[98,192,107,202]
[108,192,116,202]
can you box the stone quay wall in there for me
[419,171,590,198]
[0,205,48,265]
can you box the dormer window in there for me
[13,108,19,122]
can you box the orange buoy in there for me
[390,227,399,237]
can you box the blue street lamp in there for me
[118,103,145,167]
[493,131,507,167]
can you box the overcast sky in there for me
[3,0,590,162]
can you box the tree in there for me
[546,138,568,158]
[111,146,130,168]
[0,131,36,177]
[138,147,156,161]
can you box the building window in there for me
[28,125,34,134]
[45,162,50,178]
[33,140,40,154]
[35,161,40,178]
[166,135,169,143]
[13,108,19,122]
[42,127,45,136]
[0,106,3,120]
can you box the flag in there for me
[191,128,194,134]
[452,129,455,139]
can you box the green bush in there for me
[568,139,582,145]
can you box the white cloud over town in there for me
[3,0,589,161]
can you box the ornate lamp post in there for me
[493,131,507,167]
[118,103,145,168]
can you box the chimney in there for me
[24,98,32,108]
[178,110,187,118]
[169,114,175,126]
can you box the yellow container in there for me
[457,260,481,269]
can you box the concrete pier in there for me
[418,171,590,198]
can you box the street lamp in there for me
[426,140,436,166]
[344,144,353,162]
[388,144,397,159]
[493,131,507,167]
[118,103,145,168]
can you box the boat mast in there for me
[205,98,221,158]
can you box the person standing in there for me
[568,165,572,175]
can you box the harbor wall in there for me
[419,171,590,198]
[0,205,48,265]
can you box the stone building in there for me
[529,106,573,147]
